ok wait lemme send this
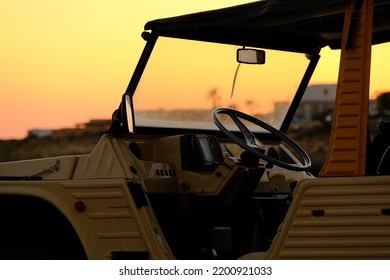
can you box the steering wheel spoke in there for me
[229,112,266,153]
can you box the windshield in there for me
[133,37,311,132]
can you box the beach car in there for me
[1,0,390,259]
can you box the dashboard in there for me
[124,133,310,196]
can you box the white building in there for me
[295,84,337,123]
[28,129,53,138]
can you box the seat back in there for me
[370,121,390,175]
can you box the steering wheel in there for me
[212,108,311,171]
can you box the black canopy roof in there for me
[145,0,390,54]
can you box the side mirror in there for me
[121,94,135,133]
[237,48,265,64]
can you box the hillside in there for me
[0,132,102,163]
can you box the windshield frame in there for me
[123,32,320,135]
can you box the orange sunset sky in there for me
[1,0,390,140]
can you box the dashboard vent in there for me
[155,168,176,177]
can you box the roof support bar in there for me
[319,0,373,177]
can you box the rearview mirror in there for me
[237,48,265,64]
